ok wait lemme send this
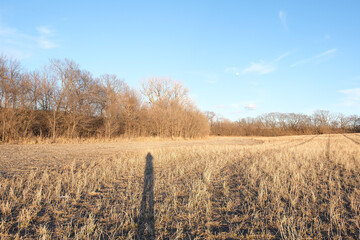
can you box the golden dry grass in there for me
[0,134,359,239]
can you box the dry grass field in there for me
[0,134,360,239]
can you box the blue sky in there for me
[0,1,359,120]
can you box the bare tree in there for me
[119,87,142,137]
[48,59,80,139]
[97,74,127,138]
[141,77,208,138]
[205,111,216,128]
[312,110,331,133]
[141,77,189,107]
[0,55,22,141]
[347,115,360,132]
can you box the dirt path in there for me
[0,137,261,176]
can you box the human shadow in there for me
[136,153,155,240]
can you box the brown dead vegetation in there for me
[209,111,360,136]
[1,134,359,239]
[1,54,359,144]
[0,56,209,143]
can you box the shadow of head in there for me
[146,152,153,161]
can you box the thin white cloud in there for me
[340,88,360,101]
[38,37,58,49]
[339,88,360,107]
[0,24,17,35]
[37,26,57,49]
[291,48,337,67]
[273,51,293,63]
[0,21,58,58]
[279,10,287,30]
[37,26,53,35]
[290,59,306,68]
[245,103,257,110]
[226,51,293,76]
[242,61,275,75]
[0,47,31,59]
[316,48,337,58]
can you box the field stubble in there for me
[0,135,359,239]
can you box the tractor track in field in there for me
[265,135,318,152]
[289,135,318,148]
[217,135,319,177]
[323,135,360,237]
[342,134,360,145]
[207,135,319,237]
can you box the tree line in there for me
[208,111,360,136]
[1,54,359,142]
[0,55,209,142]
